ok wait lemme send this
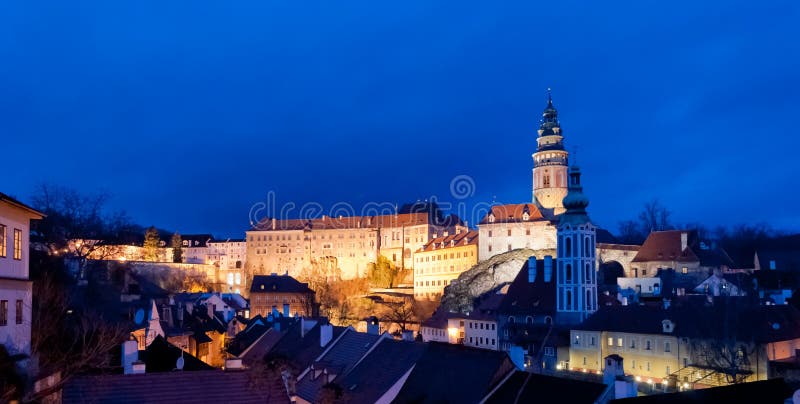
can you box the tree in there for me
[368,256,401,288]
[616,199,674,244]
[29,273,128,401]
[689,302,758,385]
[30,184,139,260]
[170,232,183,263]
[381,297,419,334]
[143,226,161,262]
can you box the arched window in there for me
[565,264,572,282]
[585,263,592,282]
[526,316,534,325]
[508,316,515,324]
[565,237,572,257]
[566,290,573,310]
[545,316,553,325]
[585,237,590,257]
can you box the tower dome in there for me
[560,165,590,225]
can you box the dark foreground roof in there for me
[250,274,315,294]
[393,342,514,404]
[63,369,290,404]
[139,336,212,372]
[611,378,791,403]
[340,339,427,404]
[484,371,609,403]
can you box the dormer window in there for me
[488,214,495,223]
[522,212,530,221]
[662,319,674,333]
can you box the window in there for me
[681,267,688,274]
[488,231,492,238]
[0,301,6,326]
[641,269,647,276]
[0,224,5,257]
[646,362,651,371]
[13,229,21,260]
[507,244,512,252]
[574,335,580,345]
[608,337,614,346]
[617,338,623,347]
[227,273,234,285]
[565,237,572,257]
[544,347,555,356]
[543,175,551,187]
[582,357,587,365]
[666,366,671,375]
[630,339,636,349]
[15,300,22,324]
[769,260,776,270]
[665,342,671,352]
[235,273,241,285]
[646,340,652,350]
[488,245,492,252]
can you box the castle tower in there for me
[532,90,569,215]
[556,166,597,325]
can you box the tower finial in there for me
[547,87,552,105]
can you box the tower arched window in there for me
[526,316,534,325]
[585,237,590,257]
[543,175,551,187]
[586,263,592,282]
[566,290,573,310]
[565,264,572,283]
[565,237,572,257]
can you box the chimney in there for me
[680,232,688,252]
[271,218,276,230]
[528,256,537,283]
[131,361,146,375]
[544,255,553,283]
[443,231,449,237]
[366,317,380,335]
[122,338,139,375]
[301,318,318,338]
[225,358,243,370]
[402,330,414,341]
[320,324,333,347]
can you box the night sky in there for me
[2,0,799,238]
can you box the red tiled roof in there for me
[632,230,701,263]
[419,230,479,252]
[479,203,544,224]
[251,213,433,231]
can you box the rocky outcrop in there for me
[440,248,554,313]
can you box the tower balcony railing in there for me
[534,157,569,167]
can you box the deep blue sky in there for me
[2,0,799,238]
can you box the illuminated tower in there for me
[556,166,597,325]
[532,90,569,216]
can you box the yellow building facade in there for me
[413,230,478,299]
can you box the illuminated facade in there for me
[413,230,478,299]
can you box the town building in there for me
[0,192,44,361]
[246,212,464,280]
[413,229,478,299]
[629,230,734,279]
[249,273,316,318]
[569,303,800,388]
[477,203,557,262]
[206,238,247,293]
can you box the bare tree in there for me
[382,297,416,334]
[28,273,129,401]
[638,199,673,233]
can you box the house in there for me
[337,339,427,404]
[250,273,316,318]
[754,246,800,272]
[293,327,385,403]
[413,229,479,299]
[569,302,800,388]
[393,342,516,404]
[0,192,44,361]
[419,310,465,344]
[629,230,734,279]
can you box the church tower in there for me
[532,90,569,216]
[555,165,597,325]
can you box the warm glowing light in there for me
[647,379,653,384]
[683,382,689,389]
[582,368,587,373]
[596,370,602,375]
[556,364,562,370]
[635,376,642,382]
[447,327,458,337]
[118,256,127,262]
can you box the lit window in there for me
[608,337,613,346]
[13,229,21,260]
[235,273,241,285]
[617,338,623,347]
[0,224,5,257]
[227,273,234,285]
[681,267,688,274]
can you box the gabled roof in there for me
[479,204,545,225]
[62,369,291,403]
[266,320,347,372]
[250,274,315,294]
[576,303,800,343]
[756,248,800,272]
[419,230,479,252]
[139,336,212,372]
[394,342,515,404]
[0,192,45,218]
[295,330,383,402]
[483,371,609,404]
[496,258,557,316]
[632,230,734,268]
[338,339,427,404]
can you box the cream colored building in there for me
[569,304,800,387]
[246,213,463,280]
[413,230,478,299]
[477,203,557,262]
